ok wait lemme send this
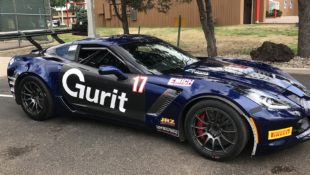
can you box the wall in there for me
[94,0,244,27]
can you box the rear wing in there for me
[0,29,72,51]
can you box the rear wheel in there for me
[185,100,249,161]
[19,76,55,121]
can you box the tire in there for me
[184,99,249,161]
[18,76,55,121]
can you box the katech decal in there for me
[156,125,179,137]
[132,76,148,93]
[268,127,293,140]
[62,68,128,113]
[160,117,175,126]
[168,78,194,87]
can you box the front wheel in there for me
[185,100,249,161]
[19,76,55,121]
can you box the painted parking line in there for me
[0,94,13,98]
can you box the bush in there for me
[72,9,88,36]
[266,9,283,17]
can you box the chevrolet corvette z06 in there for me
[7,35,310,160]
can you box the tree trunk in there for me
[298,0,310,58]
[196,0,218,57]
[121,0,130,34]
[111,0,130,34]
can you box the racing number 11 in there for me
[133,76,148,93]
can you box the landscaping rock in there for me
[250,41,294,62]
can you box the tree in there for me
[298,0,310,58]
[110,0,156,34]
[110,0,192,34]
[111,0,129,34]
[196,0,217,57]
[110,0,217,57]
[50,0,66,7]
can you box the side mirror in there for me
[98,65,128,80]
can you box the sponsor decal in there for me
[68,45,78,51]
[160,117,175,126]
[132,76,148,93]
[62,68,128,113]
[156,125,179,137]
[268,127,293,140]
[185,69,209,76]
[168,78,194,87]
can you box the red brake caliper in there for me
[196,113,206,142]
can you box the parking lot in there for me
[0,57,310,175]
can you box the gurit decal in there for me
[62,68,128,113]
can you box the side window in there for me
[78,46,130,73]
[46,43,77,61]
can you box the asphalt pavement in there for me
[0,74,310,175]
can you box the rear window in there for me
[46,43,77,61]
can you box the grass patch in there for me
[288,43,298,55]
[1,24,298,57]
[215,25,298,37]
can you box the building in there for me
[52,7,77,26]
[52,1,86,27]
[93,0,298,27]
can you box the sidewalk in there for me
[0,57,10,77]
[263,16,299,24]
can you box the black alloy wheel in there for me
[185,100,249,161]
[19,76,55,121]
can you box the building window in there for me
[290,0,293,9]
[269,0,280,12]
[130,8,137,21]
[284,0,287,9]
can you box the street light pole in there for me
[86,0,97,38]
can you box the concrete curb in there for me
[280,68,310,75]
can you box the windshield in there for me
[120,41,198,74]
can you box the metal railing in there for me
[0,0,53,50]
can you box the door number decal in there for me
[133,76,148,93]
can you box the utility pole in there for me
[86,0,97,38]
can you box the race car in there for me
[7,35,310,161]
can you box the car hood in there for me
[184,57,310,98]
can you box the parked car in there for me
[47,20,60,28]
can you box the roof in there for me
[73,34,160,46]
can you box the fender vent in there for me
[147,89,180,116]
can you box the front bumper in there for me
[253,108,310,155]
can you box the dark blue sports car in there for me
[7,35,310,160]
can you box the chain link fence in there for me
[0,0,52,50]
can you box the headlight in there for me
[9,57,15,66]
[244,89,291,110]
